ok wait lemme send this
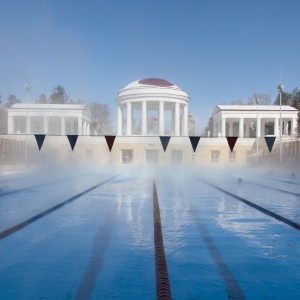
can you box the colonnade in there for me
[117,100,189,136]
[213,117,298,137]
[7,115,91,135]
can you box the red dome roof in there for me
[138,78,174,87]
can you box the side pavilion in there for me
[212,105,298,138]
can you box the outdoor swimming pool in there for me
[0,165,300,299]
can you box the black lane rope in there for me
[247,181,300,197]
[201,171,300,198]
[0,174,87,197]
[179,191,246,300]
[271,178,299,186]
[153,179,172,300]
[74,206,117,300]
[195,176,300,231]
[0,174,121,240]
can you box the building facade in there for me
[2,80,299,169]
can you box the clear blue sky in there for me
[1,0,299,133]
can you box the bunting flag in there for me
[105,135,116,152]
[67,135,78,151]
[160,136,171,152]
[265,136,276,153]
[226,137,238,152]
[189,136,201,153]
[34,134,46,151]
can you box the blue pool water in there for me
[0,166,300,299]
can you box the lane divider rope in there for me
[153,179,172,300]
[0,174,86,197]
[196,176,300,231]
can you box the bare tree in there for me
[89,102,114,135]
[230,99,246,105]
[248,93,271,105]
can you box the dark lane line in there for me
[195,176,300,231]
[172,180,245,300]
[0,176,28,185]
[245,180,300,197]
[74,206,118,300]
[271,178,299,185]
[0,174,86,197]
[153,179,172,300]
[0,174,121,240]
[203,170,300,197]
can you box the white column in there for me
[142,101,147,135]
[117,105,123,135]
[159,101,164,135]
[78,117,82,135]
[87,122,90,135]
[239,118,244,138]
[256,118,261,137]
[61,117,65,135]
[7,115,14,134]
[126,102,131,135]
[183,105,188,136]
[221,118,226,137]
[291,118,297,135]
[274,118,279,136]
[7,116,15,133]
[175,102,180,136]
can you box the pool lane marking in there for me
[74,206,117,300]
[153,179,172,300]
[176,189,246,300]
[0,173,121,240]
[202,171,300,198]
[196,177,300,231]
[270,178,299,186]
[245,181,300,198]
[0,173,87,197]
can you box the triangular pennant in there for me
[67,135,78,151]
[105,135,116,152]
[189,136,201,153]
[160,136,171,152]
[226,137,238,152]
[265,136,276,153]
[34,134,46,151]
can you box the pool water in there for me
[0,166,300,299]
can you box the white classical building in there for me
[7,104,91,135]
[212,105,298,137]
[115,78,190,136]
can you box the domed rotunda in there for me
[115,78,190,136]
